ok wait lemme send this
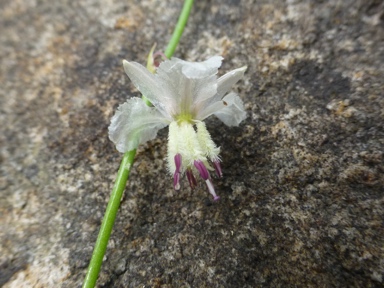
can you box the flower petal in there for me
[214,93,247,126]
[158,56,222,79]
[181,56,223,78]
[193,66,247,120]
[217,66,247,98]
[123,60,173,119]
[108,97,168,152]
[156,57,223,115]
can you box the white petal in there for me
[214,93,247,126]
[108,98,168,152]
[158,56,222,78]
[194,65,247,119]
[195,99,225,120]
[123,60,173,118]
[217,66,247,98]
[156,57,223,114]
[197,92,246,126]
[181,56,223,78]
[181,56,222,104]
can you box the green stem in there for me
[82,1,194,287]
[164,0,194,58]
[82,150,136,288]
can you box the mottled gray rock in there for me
[1,0,383,287]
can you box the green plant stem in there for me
[82,150,136,288]
[164,0,194,58]
[82,1,194,287]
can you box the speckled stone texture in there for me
[1,0,383,287]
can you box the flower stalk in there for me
[82,1,194,287]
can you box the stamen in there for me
[193,160,209,180]
[173,154,182,190]
[174,154,182,173]
[186,169,197,189]
[206,179,220,201]
[173,171,180,190]
[213,160,223,178]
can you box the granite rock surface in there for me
[1,0,383,287]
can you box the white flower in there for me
[109,56,247,200]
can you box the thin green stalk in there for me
[82,1,194,287]
[83,150,136,288]
[164,0,194,58]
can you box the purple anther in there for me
[173,154,182,190]
[213,160,223,178]
[173,171,180,190]
[193,160,210,180]
[186,169,197,189]
[206,179,220,201]
[174,154,182,173]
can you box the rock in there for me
[1,0,383,287]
